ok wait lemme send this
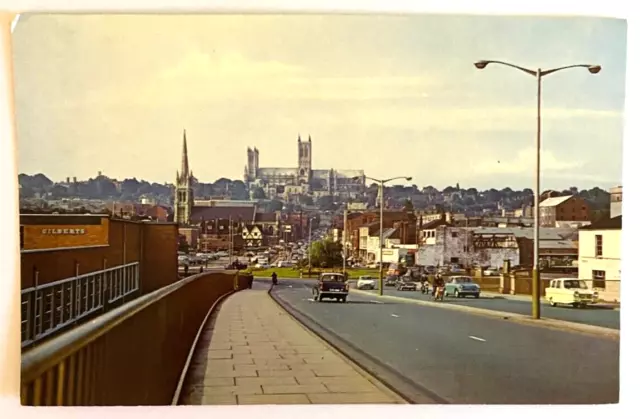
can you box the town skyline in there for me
[13,14,626,190]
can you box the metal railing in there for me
[21,270,252,406]
[21,263,140,348]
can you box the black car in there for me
[396,277,417,291]
[384,275,399,287]
[312,273,349,302]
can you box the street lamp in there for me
[474,59,600,319]
[359,175,413,295]
[308,216,315,269]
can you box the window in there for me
[450,257,459,264]
[451,232,458,238]
[592,270,606,289]
[595,235,603,257]
[20,226,24,249]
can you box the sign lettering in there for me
[41,228,87,235]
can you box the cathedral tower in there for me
[174,129,194,225]
[297,134,312,186]
[244,147,260,185]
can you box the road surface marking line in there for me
[391,314,399,318]
[469,336,486,342]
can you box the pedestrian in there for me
[183,264,189,277]
[199,265,204,274]
[248,274,254,289]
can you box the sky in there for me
[12,14,627,191]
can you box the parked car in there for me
[356,275,376,290]
[449,264,465,274]
[312,273,349,302]
[483,267,500,276]
[444,276,481,298]
[425,265,437,275]
[384,275,399,287]
[396,277,417,291]
[545,278,598,308]
[277,260,294,268]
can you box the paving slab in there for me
[180,289,406,405]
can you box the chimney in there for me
[73,176,77,183]
[66,177,70,183]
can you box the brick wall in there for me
[21,219,179,294]
[556,196,591,223]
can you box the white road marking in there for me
[391,314,399,318]
[307,298,315,302]
[469,336,486,342]
[370,300,384,304]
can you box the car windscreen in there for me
[322,275,346,282]
[563,280,588,289]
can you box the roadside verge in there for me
[268,286,451,404]
[349,289,620,340]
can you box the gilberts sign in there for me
[20,215,109,251]
[41,228,88,235]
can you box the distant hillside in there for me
[18,173,612,213]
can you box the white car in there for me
[483,267,499,276]
[277,260,293,268]
[356,276,376,290]
[255,262,269,269]
[545,278,599,308]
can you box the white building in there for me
[609,186,622,218]
[578,215,621,302]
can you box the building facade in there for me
[578,216,621,301]
[610,186,622,218]
[243,134,366,195]
[539,195,591,227]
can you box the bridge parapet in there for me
[21,270,252,406]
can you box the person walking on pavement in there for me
[183,264,189,277]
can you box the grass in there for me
[241,266,380,279]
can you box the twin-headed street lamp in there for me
[474,60,601,319]
[355,175,413,295]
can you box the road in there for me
[355,286,620,330]
[265,278,619,404]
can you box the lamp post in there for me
[308,216,314,269]
[343,208,348,275]
[474,59,601,319]
[360,175,413,295]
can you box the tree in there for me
[403,199,414,212]
[266,199,284,212]
[309,239,343,268]
[299,195,314,206]
[317,196,337,211]
[253,187,266,199]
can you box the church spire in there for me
[181,129,189,180]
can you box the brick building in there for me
[345,209,418,256]
[539,195,591,227]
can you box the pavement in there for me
[268,278,619,404]
[179,285,406,405]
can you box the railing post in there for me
[74,262,80,325]
[102,259,107,313]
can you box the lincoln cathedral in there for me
[243,134,366,197]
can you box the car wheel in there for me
[318,295,324,302]
[474,293,480,299]
[454,289,460,298]
[549,298,556,307]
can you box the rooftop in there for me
[580,215,622,231]
[539,195,572,208]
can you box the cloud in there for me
[472,147,583,176]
